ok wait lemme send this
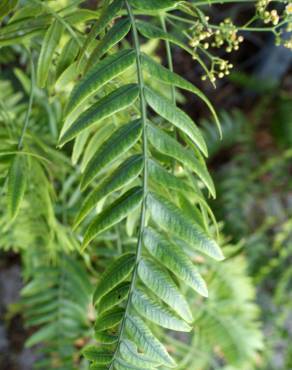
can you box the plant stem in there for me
[209,19,289,32]
[125,0,148,276]
[18,51,35,150]
[160,15,176,104]
[109,1,148,367]
[167,13,196,25]
[167,11,288,33]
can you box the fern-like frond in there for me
[201,110,246,158]
[57,1,224,368]
[21,254,92,369]
[193,254,264,369]
[162,248,263,370]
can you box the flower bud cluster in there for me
[283,37,292,49]
[256,0,280,25]
[286,3,292,16]
[274,3,292,50]
[212,19,244,52]
[186,1,292,84]
[283,4,292,49]
[201,58,233,83]
[189,18,244,53]
[189,19,212,49]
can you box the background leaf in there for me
[7,154,27,220]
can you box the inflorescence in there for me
[183,0,292,83]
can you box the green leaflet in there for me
[75,155,143,227]
[94,307,124,332]
[142,54,221,136]
[25,323,57,348]
[90,364,109,370]
[0,16,41,36]
[59,83,139,146]
[147,192,224,261]
[0,11,49,42]
[0,0,18,20]
[81,119,143,190]
[120,340,160,368]
[78,0,124,66]
[93,253,135,306]
[178,188,220,238]
[5,3,42,22]
[137,21,188,53]
[80,122,116,171]
[115,358,147,370]
[132,288,192,332]
[0,29,44,47]
[36,19,63,88]
[7,154,27,220]
[145,86,207,156]
[71,129,90,165]
[66,49,136,116]
[148,124,216,197]
[64,9,102,25]
[22,287,56,307]
[56,37,79,78]
[98,282,130,315]
[82,187,143,249]
[86,18,132,72]
[178,193,206,231]
[138,259,193,323]
[27,300,58,317]
[55,61,78,92]
[95,331,118,345]
[125,315,176,368]
[143,227,208,297]
[148,159,192,193]
[83,346,113,364]
[129,0,179,10]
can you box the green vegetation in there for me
[0,0,291,369]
